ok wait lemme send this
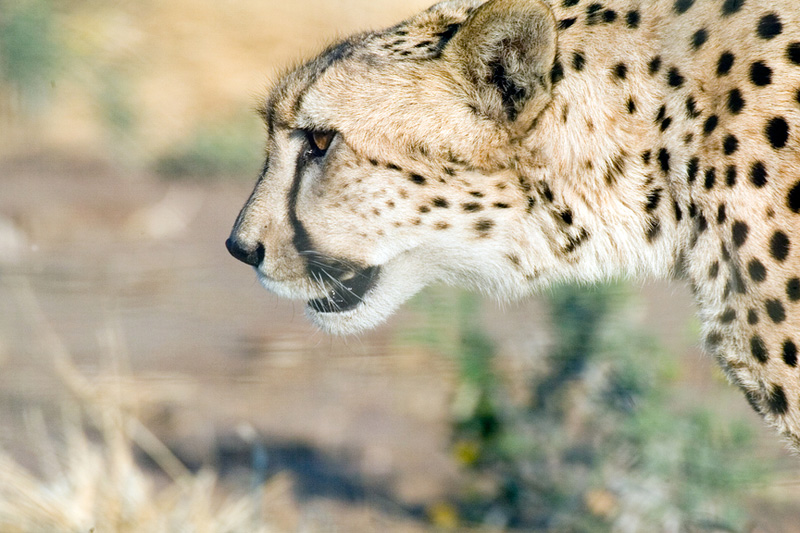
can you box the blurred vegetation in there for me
[0,0,264,179]
[153,114,264,180]
[405,284,768,532]
[0,0,59,111]
[96,69,136,144]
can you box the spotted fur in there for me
[227,0,800,448]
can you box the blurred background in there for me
[1,0,799,531]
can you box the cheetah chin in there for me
[301,251,440,334]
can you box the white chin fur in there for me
[258,272,318,301]
[305,251,435,335]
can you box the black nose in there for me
[225,237,264,267]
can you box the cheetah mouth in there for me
[307,265,381,313]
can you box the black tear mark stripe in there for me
[289,149,316,260]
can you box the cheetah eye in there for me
[306,130,336,157]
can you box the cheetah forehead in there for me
[260,0,561,169]
[261,0,487,130]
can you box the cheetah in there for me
[226,0,800,447]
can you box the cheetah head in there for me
[227,0,560,334]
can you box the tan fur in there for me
[228,0,800,448]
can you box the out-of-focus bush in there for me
[1,0,433,167]
[0,0,59,111]
[405,284,769,531]
[154,114,263,180]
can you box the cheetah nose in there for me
[225,237,264,267]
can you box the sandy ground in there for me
[0,155,470,531]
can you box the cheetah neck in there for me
[516,0,688,286]
[532,0,800,445]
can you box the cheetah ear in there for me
[446,0,556,135]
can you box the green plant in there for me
[403,283,771,531]
[154,115,263,180]
[0,0,59,108]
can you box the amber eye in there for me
[307,130,335,156]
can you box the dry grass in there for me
[0,416,274,533]
[0,280,276,533]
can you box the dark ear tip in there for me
[447,0,556,130]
